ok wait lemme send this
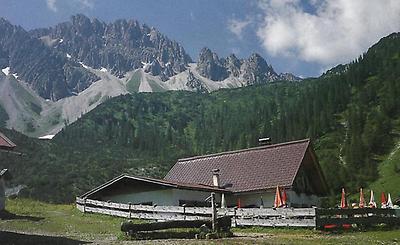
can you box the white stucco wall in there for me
[103,188,218,206]
[100,186,319,208]
[226,192,275,208]
[226,191,320,208]
[170,189,220,206]
[103,189,175,205]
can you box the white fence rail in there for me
[76,197,315,227]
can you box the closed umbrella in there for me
[369,190,377,208]
[340,188,347,209]
[359,188,365,208]
[387,193,393,208]
[381,192,387,208]
[281,188,288,208]
[274,186,283,208]
[221,193,226,208]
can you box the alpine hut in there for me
[0,131,16,210]
[80,139,328,208]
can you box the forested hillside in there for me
[0,103,8,127]
[1,33,399,203]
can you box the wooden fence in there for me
[76,197,316,227]
[315,208,400,229]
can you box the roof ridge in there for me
[0,131,17,147]
[178,138,310,162]
[126,175,221,189]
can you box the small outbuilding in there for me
[0,131,16,211]
[80,139,328,208]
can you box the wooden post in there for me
[211,192,217,231]
[182,204,186,220]
[128,202,132,219]
[233,207,237,227]
[83,198,86,213]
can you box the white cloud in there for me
[227,18,252,40]
[256,0,400,66]
[76,0,94,9]
[46,0,57,12]
[46,0,95,12]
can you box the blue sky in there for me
[1,0,399,77]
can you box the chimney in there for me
[212,169,220,188]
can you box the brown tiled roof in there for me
[0,132,16,149]
[164,139,311,193]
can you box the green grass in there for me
[148,79,167,92]
[370,144,400,198]
[0,102,8,127]
[1,198,399,244]
[126,71,141,93]
[369,118,400,199]
[1,198,126,240]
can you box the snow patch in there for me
[12,73,18,79]
[141,61,151,70]
[59,38,64,43]
[1,67,10,75]
[66,53,72,59]
[100,67,108,72]
[38,134,55,140]
[79,62,89,69]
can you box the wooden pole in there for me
[83,198,86,213]
[128,202,132,219]
[182,204,186,221]
[233,207,237,227]
[211,192,217,231]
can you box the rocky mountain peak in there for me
[194,48,299,84]
[1,15,302,102]
[196,47,229,81]
[225,54,241,77]
[240,53,278,85]
[0,17,99,100]
[31,14,192,79]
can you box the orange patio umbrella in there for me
[274,186,283,208]
[359,188,365,208]
[340,188,347,209]
[237,198,241,208]
[381,192,387,208]
[281,187,288,208]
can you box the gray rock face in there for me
[196,48,229,81]
[278,72,302,81]
[31,14,192,79]
[0,18,98,100]
[225,54,241,77]
[1,15,301,101]
[240,53,278,85]
[195,48,299,85]
[186,70,207,93]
